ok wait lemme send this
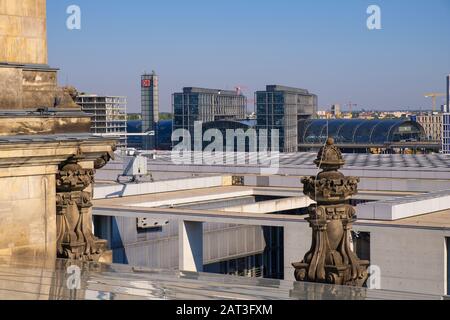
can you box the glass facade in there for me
[127,120,173,150]
[443,114,450,154]
[256,85,318,153]
[172,88,247,148]
[298,119,425,145]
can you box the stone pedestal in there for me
[292,138,369,287]
[0,128,116,261]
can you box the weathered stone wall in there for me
[0,65,81,109]
[0,66,22,108]
[0,168,57,259]
[0,0,47,65]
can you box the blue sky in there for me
[47,0,450,113]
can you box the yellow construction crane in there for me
[424,93,445,112]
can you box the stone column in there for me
[179,220,204,272]
[292,138,369,287]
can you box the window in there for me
[352,231,370,261]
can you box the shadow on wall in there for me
[94,216,129,265]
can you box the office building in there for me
[331,104,341,118]
[141,72,159,150]
[416,113,443,141]
[256,85,318,152]
[443,113,450,154]
[76,94,128,148]
[172,87,247,146]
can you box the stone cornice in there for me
[0,135,116,168]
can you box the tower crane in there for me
[424,93,445,112]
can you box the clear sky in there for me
[47,0,450,113]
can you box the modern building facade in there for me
[331,104,341,118]
[141,72,159,150]
[297,119,432,153]
[172,87,247,147]
[442,113,450,154]
[76,95,128,148]
[256,85,318,152]
[127,120,173,150]
[416,113,443,141]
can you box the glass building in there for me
[127,120,173,150]
[141,72,159,150]
[196,120,257,152]
[256,85,318,153]
[298,119,427,153]
[443,114,450,154]
[172,87,247,148]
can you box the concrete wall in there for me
[94,176,231,200]
[0,0,47,65]
[0,166,56,259]
[353,224,450,295]
[96,214,266,270]
[282,220,450,295]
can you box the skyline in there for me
[47,0,450,113]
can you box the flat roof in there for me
[93,184,449,229]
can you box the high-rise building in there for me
[172,87,247,146]
[442,113,450,154]
[447,74,449,113]
[76,95,128,148]
[256,85,318,153]
[141,72,159,150]
[441,75,450,154]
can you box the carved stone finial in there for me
[293,137,369,287]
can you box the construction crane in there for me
[347,102,357,116]
[424,93,445,112]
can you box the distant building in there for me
[141,72,159,150]
[172,87,247,147]
[256,85,318,152]
[298,119,433,154]
[443,113,450,154]
[76,95,128,148]
[127,120,173,151]
[416,113,443,141]
[331,104,341,118]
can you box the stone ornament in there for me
[56,157,109,261]
[292,138,369,287]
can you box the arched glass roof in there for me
[298,119,425,145]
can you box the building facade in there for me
[256,85,318,152]
[76,95,128,148]
[331,104,341,118]
[416,113,443,142]
[443,113,450,154]
[172,87,247,147]
[141,72,159,150]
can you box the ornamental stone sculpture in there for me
[56,156,110,261]
[292,138,369,287]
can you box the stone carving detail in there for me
[56,158,107,261]
[292,138,369,287]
